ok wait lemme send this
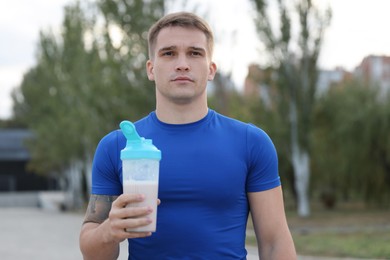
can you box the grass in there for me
[293,231,390,258]
[246,206,390,259]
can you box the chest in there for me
[155,132,248,205]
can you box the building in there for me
[354,55,390,96]
[0,129,57,192]
[243,55,390,99]
[243,64,277,108]
[316,67,352,96]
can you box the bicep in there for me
[83,194,118,224]
[248,186,289,243]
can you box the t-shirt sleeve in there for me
[245,124,281,192]
[91,130,123,195]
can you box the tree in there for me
[312,82,390,206]
[250,0,331,216]
[12,0,165,209]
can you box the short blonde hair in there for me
[148,12,214,59]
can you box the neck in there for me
[155,100,209,124]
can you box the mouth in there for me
[172,76,194,82]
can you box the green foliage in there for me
[251,0,332,152]
[12,0,165,175]
[250,0,332,216]
[312,82,390,204]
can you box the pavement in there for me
[0,207,260,260]
[0,207,374,260]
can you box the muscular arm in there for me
[248,186,296,259]
[83,194,118,224]
[79,194,153,260]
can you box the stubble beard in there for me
[158,81,207,106]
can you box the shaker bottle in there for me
[120,120,161,232]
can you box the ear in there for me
[146,60,155,81]
[208,62,217,81]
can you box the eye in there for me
[162,51,174,56]
[191,51,202,57]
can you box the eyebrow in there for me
[158,46,206,53]
[158,46,176,53]
[190,46,206,53]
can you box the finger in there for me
[109,210,152,230]
[110,220,152,242]
[157,199,161,206]
[113,193,145,208]
[121,206,153,219]
[125,231,152,239]
[122,216,153,230]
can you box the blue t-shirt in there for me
[92,109,281,259]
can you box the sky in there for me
[1,0,390,120]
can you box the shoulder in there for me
[212,111,250,132]
[98,129,125,150]
[93,129,125,168]
[213,111,271,141]
[213,112,277,158]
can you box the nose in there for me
[175,54,190,71]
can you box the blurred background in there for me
[0,0,389,259]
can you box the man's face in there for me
[146,26,217,105]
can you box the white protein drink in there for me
[123,180,158,232]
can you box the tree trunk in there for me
[292,147,310,217]
[84,155,93,194]
[65,160,84,210]
[290,95,311,217]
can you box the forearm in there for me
[79,194,155,259]
[80,221,120,260]
[258,235,296,260]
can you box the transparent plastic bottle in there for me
[120,120,161,232]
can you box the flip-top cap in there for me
[120,120,161,160]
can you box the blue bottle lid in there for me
[120,120,161,160]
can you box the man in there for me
[80,11,296,259]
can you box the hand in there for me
[106,194,155,243]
